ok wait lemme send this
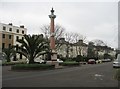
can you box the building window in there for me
[2,34,5,38]
[3,26,6,30]
[16,29,19,33]
[9,28,12,31]
[16,36,19,41]
[9,44,11,48]
[22,30,24,34]
[9,35,12,39]
[2,43,5,49]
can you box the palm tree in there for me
[3,47,16,62]
[16,34,49,64]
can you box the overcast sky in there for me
[0,0,118,48]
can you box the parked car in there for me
[113,54,120,68]
[88,59,96,64]
[102,59,111,62]
[57,59,63,63]
[96,60,102,64]
[0,52,6,62]
[80,62,87,65]
[46,59,63,65]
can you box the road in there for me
[2,62,119,87]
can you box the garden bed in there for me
[11,64,55,70]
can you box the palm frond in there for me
[15,34,49,64]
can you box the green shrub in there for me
[60,61,80,66]
[2,61,26,66]
[64,60,76,62]
[76,55,84,62]
[60,57,67,61]
[11,64,55,70]
[114,69,120,81]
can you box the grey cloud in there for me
[0,1,118,48]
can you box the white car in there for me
[96,60,102,63]
[46,59,63,64]
[102,59,111,62]
[57,59,63,63]
[113,54,120,68]
[113,60,120,68]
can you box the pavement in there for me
[0,60,2,88]
[2,62,119,87]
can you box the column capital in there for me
[49,7,56,18]
[49,15,56,18]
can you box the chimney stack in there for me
[8,23,12,26]
[60,38,65,41]
[20,25,24,28]
[79,40,83,45]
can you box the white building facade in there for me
[0,23,27,60]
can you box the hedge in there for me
[2,61,26,66]
[11,64,55,70]
[114,69,120,81]
[60,61,80,66]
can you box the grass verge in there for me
[60,61,80,66]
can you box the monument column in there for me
[49,8,58,66]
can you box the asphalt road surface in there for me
[2,62,119,87]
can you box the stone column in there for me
[49,8,58,67]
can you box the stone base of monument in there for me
[51,61,59,68]
[46,50,63,68]
[46,61,63,69]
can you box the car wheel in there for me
[113,66,116,68]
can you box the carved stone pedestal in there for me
[51,50,59,68]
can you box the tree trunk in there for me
[6,57,10,62]
[29,56,35,64]
[13,55,16,61]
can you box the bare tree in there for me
[40,24,65,50]
[78,35,87,56]
[64,32,75,43]
[72,33,87,56]
[91,39,108,59]
[64,32,87,57]
[73,33,79,56]
[87,41,95,58]
[65,32,86,44]
[92,39,107,46]
[64,32,75,58]
[40,25,50,41]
